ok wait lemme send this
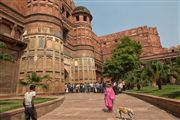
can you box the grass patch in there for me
[128,85,180,100]
[0,98,56,113]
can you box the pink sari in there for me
[104,87,115,111]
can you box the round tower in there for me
[72,6,96,84]
[17,0,64,94]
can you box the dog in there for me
[115,107,134,120]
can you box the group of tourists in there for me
[23,80,125,120]
[64,80,125,95]
[64,82,106,93]
[64,80,125,112]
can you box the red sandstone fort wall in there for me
[97,26,167,60]
[0,0,27,16]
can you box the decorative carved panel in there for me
[46,57,52,69]
[36,57,43,69]
[46,38,52,48]
[55,58,59,70]
[39,36,46,48]
[0,23,11,35]
[28,57,34,70]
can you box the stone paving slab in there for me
[39,93,179,120]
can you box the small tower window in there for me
[83,16,87,21]
[63,28,69,40]
[66,11,70,18]
[62,6,65,13]
[76,16,79,21]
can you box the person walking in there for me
[118,81,123,93]
[104,82,115,112]
[23,84,37,120]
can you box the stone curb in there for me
[124,92,180,118]
[0,96,65,120]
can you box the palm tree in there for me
[165,58,180,84]
[173,57,180,84]
[144,61,164,89]
[143,58,180,90]
[20,72,49,89]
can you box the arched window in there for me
[61,6,65,13]
[83,16,87,21]
[76,16,79,21]
[15,29,21,39]
[64,69,68,79]
[63,28,69,40]
[66,11,70,18]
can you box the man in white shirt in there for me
[23,84,37,120]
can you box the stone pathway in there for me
[39,93,179,120]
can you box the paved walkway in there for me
[39,93,178,120]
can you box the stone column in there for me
[10,24,17,38]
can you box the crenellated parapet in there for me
[97,26,165,61]
[26,0,60,17]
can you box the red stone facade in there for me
[98,26,167,60]
[0,0,176,94]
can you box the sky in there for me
[74,0,180,48]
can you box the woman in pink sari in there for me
[104,83,115,112]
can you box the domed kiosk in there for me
[73,6,93,21]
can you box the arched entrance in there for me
[64,68,69,83]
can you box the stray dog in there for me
[115,107,134,119]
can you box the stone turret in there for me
[17,0,64,94]
[71,6,96,83]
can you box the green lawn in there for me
[128,85,180,100]
[0,98,56,113]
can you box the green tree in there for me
[20,72,49,89]
[0,41,13,61]
[125,69,141,90]
[103,59,123,82]
[103,36,142,83]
